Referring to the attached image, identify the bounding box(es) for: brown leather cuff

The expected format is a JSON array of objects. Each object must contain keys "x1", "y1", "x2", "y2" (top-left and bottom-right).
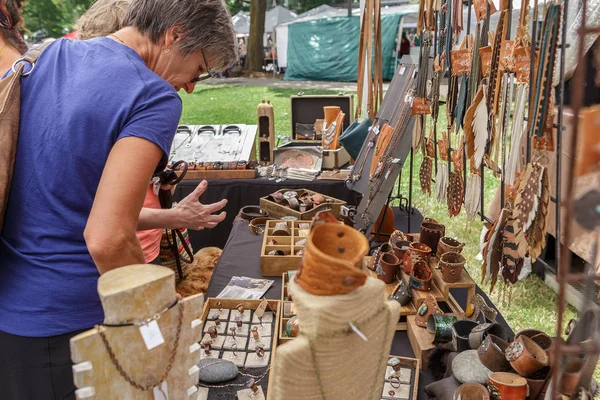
[
  {"x1": 478, "y1": 334, "x2": 511, "y2": 372},
  {"x1": 505, "y1": 335, "x2": 549, "y2": 377},
  {"x1": 454, "y1": 383, "x2": 490, "y2": 400},
  {"x1": 409, "y1": 261, "x2": 433, "y2": 291},
  {"x1": 249, "y1": 217, "x2": 274, "y2": 235},
  {"x1": 240, "y1": 206, "x2": 269, "y2": 221}
]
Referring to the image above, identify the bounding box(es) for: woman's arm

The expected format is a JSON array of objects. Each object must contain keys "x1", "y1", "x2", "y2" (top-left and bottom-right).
[
  {"x1": 137, "y1": 180, "x2": 227, "y2": 231},
  {"x1": 85, "y1": 137, "x2": 163, "y2": 274}
]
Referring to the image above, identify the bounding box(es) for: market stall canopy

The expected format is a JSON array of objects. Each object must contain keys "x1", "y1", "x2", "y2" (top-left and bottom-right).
[
  {"x1": 232, "y1": 11, "x2": 250, "y2": 36},
  {"x1": 277, "y1": 4, "x2": 418, "y2": 81},
  {"x1": 265, "y1": 6, "x2": 298, "y2": 33},
  {"x1": 298, "y1": 4, "x2": 337, "y2": 19}
]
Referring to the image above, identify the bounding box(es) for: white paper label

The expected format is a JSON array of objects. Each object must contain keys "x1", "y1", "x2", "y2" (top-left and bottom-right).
[
  {"x1": 399, "y1": 66, "x2": 406, "y2": 75},
  {"x1": 153, "y1": 381, "x2": 169, "y2": 400},
  {"x1": 139, "y1": 320, "x2": 165, "y2": 350},
  {"x1": 255, "y1": 298, "x2": 268, "y2": 318}
]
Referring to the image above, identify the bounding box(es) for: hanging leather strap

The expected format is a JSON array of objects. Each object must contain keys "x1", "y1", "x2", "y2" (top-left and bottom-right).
[{"x1": 355, "y1": 8, "x2": 368, "y2": 121}]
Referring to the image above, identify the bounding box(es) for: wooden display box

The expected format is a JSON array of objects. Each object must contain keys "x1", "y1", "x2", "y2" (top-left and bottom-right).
[
  {"x1": 290, "y1": 94, "x2": 353, "y2": 141},
  {"x1": 199, "y1": 298, "x2": 281, "y2": 400},
  {"x1": 259, "y1": 189, "x2": 347, "y2": 220},
  {"x1": 278, "y1": 272, "x2": 298, "y2": 345},
  {"x1": 407, "y1": 312, "x2": 462, "y2": 370},
  {"x1": 279, "y1": 141, "x2": 352, "y2": 170},
  {"x1": 260, "y1": 220, "x2": 313, "y2": 276},
  {"x1": 381, "y1": 356, "x2": 420, "y2": 400},
  {"x1": 429, "y1": 257, "x2": 476, "y2": 307}
]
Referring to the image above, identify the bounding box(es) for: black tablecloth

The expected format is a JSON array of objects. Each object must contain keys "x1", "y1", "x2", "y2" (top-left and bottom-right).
[
  {"x1": 173, "y1": 177, "x2": 359, "y2": 250},
  {"x1": 207, "y1": 218, "x2": 514, "y2": 399}
]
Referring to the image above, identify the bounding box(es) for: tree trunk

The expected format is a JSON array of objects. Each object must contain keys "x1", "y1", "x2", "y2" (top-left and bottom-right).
[{"x1": 246, "y1": 0, "x2": 266, "y2": 72}]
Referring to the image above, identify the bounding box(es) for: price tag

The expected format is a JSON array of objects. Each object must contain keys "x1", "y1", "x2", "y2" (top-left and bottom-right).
[
  {"x1": 153, "y1": 381, "x2": 169, "y2": 400},
  {"x1": 139, "y1": 320, "x2": 165, "y2": 350},
  {"x1": 255, "y1": 298, "x2": 268, "y2": 318},
  {"x1": 479, "y1": 46, "x2": 492, "y2": 77},
  {"x1": 411, "y1": 97, "x2": 431, "y2": 115},
  {"x1": 450, "y1": 49, "x2": 471, "y2": 75},
  {"x1": 474, "y1": 0, "x2": 496, "y2": 21},
  {"x1": 514, "y1": 47, "x2": 531, "y2": 83}
]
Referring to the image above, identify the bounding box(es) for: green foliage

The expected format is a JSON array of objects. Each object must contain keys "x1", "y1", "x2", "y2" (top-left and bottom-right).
[
  {"x1": 226, "y1": 0, "x2": 251, "y2": 15},
  {"x1": 22, "y1": 0, "x2": 95, "y2": 39}
]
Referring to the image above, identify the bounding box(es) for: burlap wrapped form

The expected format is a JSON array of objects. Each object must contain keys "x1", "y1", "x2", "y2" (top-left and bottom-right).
[{"x1": 271, "y1": 277, "x2": 401, "y2": 400}]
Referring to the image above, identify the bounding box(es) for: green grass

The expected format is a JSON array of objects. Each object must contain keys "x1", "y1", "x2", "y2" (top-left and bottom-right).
[{"x1": 180, "y1": 83, "x2": 593, "y2": 381}]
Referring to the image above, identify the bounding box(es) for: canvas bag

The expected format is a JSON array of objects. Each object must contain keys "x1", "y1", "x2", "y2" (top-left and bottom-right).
[{"x1": 0, "y1": 41, "x2": 53, "y2": 232}]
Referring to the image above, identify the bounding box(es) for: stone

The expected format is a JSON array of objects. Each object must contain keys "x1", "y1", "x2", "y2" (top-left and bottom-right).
[
  {"x1": 452, "y1": 350, "x2": 492, "y2": 384},
  {"x1": 197, "y1": 358, "x2": 238, "y2": 383}
]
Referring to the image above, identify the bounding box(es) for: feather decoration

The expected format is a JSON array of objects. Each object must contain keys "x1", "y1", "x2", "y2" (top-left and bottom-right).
[
  {"x1": 436, "y1": 163, "x2": 449, "y2": 204},
  {"x1": 447, "y1": 170, "x2": 464, "y2": 217},
  {"x1": 465, "y1": 173, "x2": 481, "y2": 221},
  {"x1": 420, "y1": 156, "x2": 433, "y2": 196},
  {"x1": 455, "y1": 75, "x2": 470, "y2": 133},
  {"x1": 512, "y1": 163, "x2": 544, "y2": 257},
  {"x1": 506, "y1": 84, "x2": 528, "y2": 186},
  {"x1": 482, "y1": 208, "x2": 507, "y2": 292},
  {"x1": 502, "y1": 204, "x2": 525, "y2": 284},
  {"x1": 525, "y1": 166, "x2": 550, "y2": 261},
  {"x1": 464, "y1": 84, "x2": 488, "y2": 168},
  {"x1": 413, "y1": 115, "x2": 424, "y2": 151}
]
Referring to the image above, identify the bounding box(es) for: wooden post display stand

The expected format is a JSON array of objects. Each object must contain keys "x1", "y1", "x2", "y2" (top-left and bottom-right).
[{"x1": 70, "y1": 264, "x2": 204, "y2": 400}]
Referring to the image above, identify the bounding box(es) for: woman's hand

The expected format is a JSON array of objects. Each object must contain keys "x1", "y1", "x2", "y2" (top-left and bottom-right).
[{"x1": 173, "y1": 180, "x2": 227, "y2": 230}]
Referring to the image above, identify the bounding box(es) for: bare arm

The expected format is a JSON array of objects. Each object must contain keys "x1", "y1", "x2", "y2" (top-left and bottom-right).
[
  {"x1": 85, "y1": 137, "x2": 163, "y2": 275},
  {"x1": 137, "y1": 180, "x2": 227, "y2": 231}
]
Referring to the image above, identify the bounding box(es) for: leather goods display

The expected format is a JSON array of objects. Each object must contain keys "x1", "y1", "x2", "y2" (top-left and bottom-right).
[
  {"x1": 465, "y1": 294, "x2": 499, "y2": 324},
  {"x1": 377, "y1": 252, "x2": 400, "y2": 284},
  {"x1": 392, "y1": 240, "x2": 411, "y2": 268},
  {"x1": 295, "y1": 213, "x2": 369, "y2": 296},
  {"x1": 415, "y1": 295, "x2": 442, "y2": 328},
  {"x1": 249, "y1": 217, "x2": 274, "y2": 235},
  {"x1": 487, "y1": 372, "x2": 528, "y2": 400},
  {"x1": 409, "y1": 260, "x2": 433, "y2": 291},
  {"x1": 420, "y1": 221, "x2": 446, "y2": 253},
  {"x1": 427, "y1": 314, "x2": 458, "y2": 343},
  {"x1": 504, "y1": 335, "x2": 549, "y2": 377},
  {"x1": 453, "y1": 383, "x2": 490, "y2": 400},
  {"x1": 0, "y1": 41, "x2": 54, "y2": 232},
  {"x1": 388, "y1": 280, "x2": 412, "y2": 306},
  {"x1": 439, "y1": 252, "x2": 466, "y2": 283},
  {"x1": 524, "y1": 367, "x2": 551, "y2": 400},
  {"x1": 468, "y1": 323, "x2": 508, "y2": 350},
  {"x1": 477, "y1": 334, "x2": 511, "y2": 372},
  {"x1": 452, "y1": 320, "x2": 479, "y2": 352},
  {"x1": 239, "y1": 206, "x2": 269, "y2": 221},
  {"x1": 367, "y1": 242, "x2": 394, "y2": 271},
  {"x1": 405, "y1": 242, "x2": 432, "y2": 273},
  {"x1": 338, "y1": 117, "x2": 373, "y2": 160},
  {"x1": 437, "y1": 237, "x2": 465, "y2": 259}
]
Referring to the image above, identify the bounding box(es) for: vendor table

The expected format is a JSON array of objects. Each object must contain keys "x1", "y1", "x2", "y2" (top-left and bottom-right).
[
  {"x1": 205, "y1": 218, "x2": 514, "y2": 399},
  {"x1": 173, "y1": 178, "x2": 359, "y2": 250}
]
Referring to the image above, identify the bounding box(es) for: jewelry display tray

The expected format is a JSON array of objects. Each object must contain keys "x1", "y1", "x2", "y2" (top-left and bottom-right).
[
  {"x1": 260, "y1": 220, "x2": 314, "y2": 277},
  {"x1": 380, "y1": 355, "x2": 420, "y2": 400},
  {"x1": 259, "y1": 188, "x2": 347, "y2": 221},
  {"x1": 199, "y1": 298, "x2": 281, "y2": 400}
]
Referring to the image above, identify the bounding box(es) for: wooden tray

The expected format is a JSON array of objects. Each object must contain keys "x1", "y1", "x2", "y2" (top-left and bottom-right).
[
  {"x1": 200, "y1": 298, "x2": 281, "y2": 400},
  {"x1": 260, "y1": 220, "x2": 314, "y2": 276},
  {"x1": 183, "y1": 169, "x2": 257, "y2": 180},
  {"x1": 279, "y1": 272, "x2": 298, "y2": 345},
  {"x1": 381, "y1": 355, "x2": 420, "y2": 400},
  {"x1": 259, "y1": 189, "x2": 346, "y2": 220}
]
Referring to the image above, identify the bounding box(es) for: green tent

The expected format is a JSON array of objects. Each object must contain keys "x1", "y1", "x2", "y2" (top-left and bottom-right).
[{"x1": 284, "y1": 13, "x2": 403, "y2": 82}]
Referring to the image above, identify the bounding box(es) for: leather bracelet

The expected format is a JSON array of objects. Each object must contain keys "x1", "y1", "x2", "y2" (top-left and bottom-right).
[
  {"x1": 487, "y1": 372, "x2": 528, "y2": 400},
  {"x1": 478, "y1": 334, "x2": 511, "y2": 372},
  {"x1": 281, "y1": 197, "x2": 300, "y2": 211},
  {"x1": 266, "y1": 192, "x2": 284, "y2": 203},
  {"x1": 453, "y1": 384, "x2": 490, "y2": 400},
  {"x1": 240, "y1": 206, "x2": 269, "y2": 221},
  {"x1": 272, "y1": 221, "x2": 291, "y2": 236},
  {"x1": 452, "y1": 320, "x2": 479, "y2": 352},
  {"x1": 249, "y1": 217, "x2": 273, "y2": 235},
  {"x1": 505, "y1": 334, "x2": 549, "y2": 377},
  {"x1": 427, "y1": 314, "x2": 458, "y2": 343},
  {"x1": 468, "y1": 322, "x2": 508, "y2": 349},
  {"x1": 515, "y1": 329, "x2": 554, "y2": 367},
  {"x1": 388, "y1": 280, "x2": 412, "y2": 306},
  {"x1": 409, "y1": 260, "x2": 433, "y2": 291}
]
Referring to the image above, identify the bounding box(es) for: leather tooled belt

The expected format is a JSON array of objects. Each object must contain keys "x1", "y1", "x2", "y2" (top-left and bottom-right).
[
  {"x1": 452, "y1": 320, "x2": 479, "y2": 352},
  {"x1": 249, "y1": 217, "x2": 274, "y2": 235},
  {"x1": 468, "y1": 322, "x2": 508, "y2": 349},
  {"x1": 240, "y1": 206, "x2": 269, "y2": 221},
  {"x1": 505, "y1": 334, "x2": 549, "y2": 377},
  {"x1": 478, "y1": 334, "x2": 511, "y2": 372}
]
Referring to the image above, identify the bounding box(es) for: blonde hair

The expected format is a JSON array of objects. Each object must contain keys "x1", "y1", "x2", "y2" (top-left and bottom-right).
[{"x1": 74, "y1": 0, "x2": 131, "y2": 40}]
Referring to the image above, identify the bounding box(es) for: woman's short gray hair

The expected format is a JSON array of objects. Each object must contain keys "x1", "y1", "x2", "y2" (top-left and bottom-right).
[
  {"x1": 74, "y1": 0, "x2": 131, "y2": 40},
  {"x1": 123, "y1": 0, "x2": 237, "y2": 71}
]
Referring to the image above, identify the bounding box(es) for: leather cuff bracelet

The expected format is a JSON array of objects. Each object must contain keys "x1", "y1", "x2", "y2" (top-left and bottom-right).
[
  {"x1": 240, "y1": 206, "x2": 269, "y2": 221},
  {"x1": 272, "y1": 221, "x2": 291, "y2": 236},
  {"x1": 505, "y1": 335, "x2": 549, "y2": 377},
  {"x1": 249, "y1": 217, "x2": 273, "y2": 235},
  {"x1": 478, "y1": 334, "x2": 511, "y2": 372},
  {"x1": 515, "y1": 329, "x2": 554, "y2": 367},
  {"x1": 388, "y1": 280, "x2": 412, "y2": 306},
  {"x1": 487, "y1": 372, "x2": 528, "y2": 400},
  {"x1": 453, "y1": 383, "x2": 490, "y2": 400},
  {"x1": 409, "y1": 261, "x2": 433, "y2": 291},
  {"x1": 281, "y1": 197, "x2": 300, "y2": 211},
  {"x1": 468, "y1": 323, "x2": 508, "y2": 349},
  {"x1": 266, "y1": 192, "x2": 283, "y2": 203},
  {"x1": 427, "y1": 314, "x2": 458, "y2": 343},
  {"x1": 452, "y1": 320, "x2": 479, "y2": 352}
]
